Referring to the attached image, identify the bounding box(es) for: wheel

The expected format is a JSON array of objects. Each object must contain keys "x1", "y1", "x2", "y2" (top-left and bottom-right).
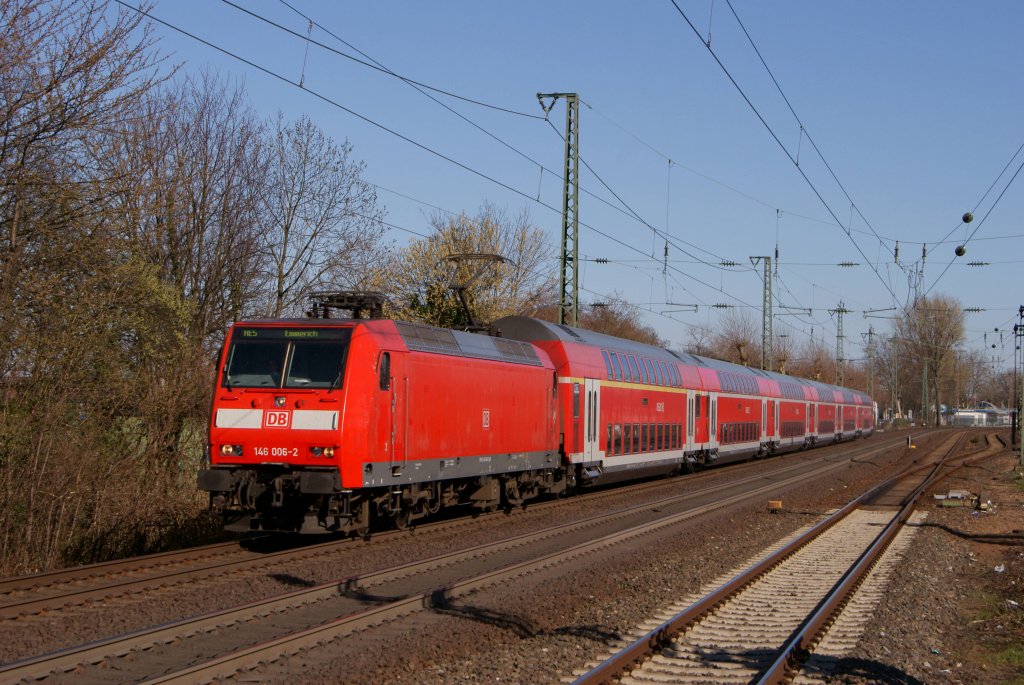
[{"x1": 391, "y1": 508, "x2": 411, "y2": 530}]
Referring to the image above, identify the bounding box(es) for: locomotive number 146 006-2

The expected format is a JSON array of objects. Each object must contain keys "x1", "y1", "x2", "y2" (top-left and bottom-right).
[{"x1": 252, "y1": 446, "x2": 299, "y2": 458}]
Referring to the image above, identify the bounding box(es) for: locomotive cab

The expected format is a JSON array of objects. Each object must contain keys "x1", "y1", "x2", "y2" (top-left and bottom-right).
[
  {"x1": 200, "y1": 321, "x2": 362, "y2": 534},
  {"x1": 200, "y1": 314, "x2": 564, "y2": 535}
]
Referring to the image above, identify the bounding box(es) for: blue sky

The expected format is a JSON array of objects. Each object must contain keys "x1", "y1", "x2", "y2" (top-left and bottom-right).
[{"x1": 136, "y1": 0, "x2": 1024, "y2": 370}]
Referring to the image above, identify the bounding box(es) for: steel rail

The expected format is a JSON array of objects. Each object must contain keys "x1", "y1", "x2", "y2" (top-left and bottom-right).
[
  {"x1": 140, "y1": 455, "x2": 861, "y2": 685},
  {"x1": 0, "y1": 540, "x2": 248, "y2": 595},
  {"x1": 0, "y1": 433, "x2": 911, "y2": 621},
  {"x1": 1, "y1": 448, "x2": 867, "y2": 684},
  {"x1": 758, "y1": 430, "x2": 1002, "y2": 683},
  {"x1": 570, "y1": 430, "x2": 975, "y2": 685}
]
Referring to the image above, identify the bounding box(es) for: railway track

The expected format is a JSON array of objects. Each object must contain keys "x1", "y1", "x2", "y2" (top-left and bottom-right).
[
  {"x1": 568, "y1": 430, "x2": 1000, "y2": 685},
  {"x1": 0, "y1": 434, "x2": 910, "y2": 684},
  {"x1": 0, "y1": 432, "x2": 919, "y2": 622}
]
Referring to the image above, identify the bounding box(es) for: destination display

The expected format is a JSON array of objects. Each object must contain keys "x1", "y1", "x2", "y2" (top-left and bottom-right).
[{"x1": 231, "y1": 327, "x2": 352, "y2": 341}]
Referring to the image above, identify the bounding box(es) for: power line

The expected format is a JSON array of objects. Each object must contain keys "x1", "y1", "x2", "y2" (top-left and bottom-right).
[
  {"x1": 216, "y1": 0, "x2": 545, "y2": 120},
  {"x1": 543, "y1": 118, "x2": 729, "y2": 269},
  {"x1": 930, "y1": 140, "x2": 1024, "y2": 251},
  {"x1": 923, "y1": 146, "x2": 1024, "y2": 297},
  {"x1": 238, "y1": 0, "x2": 727, "y2": 284},
  {"x1": 124, "y1": 1, "x2": 841, "y2": 339},
  {"x1": 723, "y1": 0, "x2": 894, "y2": 269},
  {"x1": 666, "y1": 0, "x2": 902, "y2": 306}
]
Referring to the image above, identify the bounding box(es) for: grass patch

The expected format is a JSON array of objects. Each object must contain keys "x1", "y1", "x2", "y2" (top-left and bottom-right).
[{"x1": 994, "y1": 643, "x2": 1024, "y2": 669}]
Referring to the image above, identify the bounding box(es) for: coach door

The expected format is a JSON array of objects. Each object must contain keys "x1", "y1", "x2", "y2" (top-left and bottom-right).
[
  {"x1": 761, "y1": 400, "x2": 768, "y2": 443},
  {"x1": 686, "y1": 390, "x2": 695, "y2": 451},
  {"x1": 709, "y1": 392, "x2": 718, "y2": 448},
  {"x1": 774, "y1": 400, "x2": 780, "y2": 441},
  {"x1": 582, "y1": 379, "x2": 601, "y2": 460}
]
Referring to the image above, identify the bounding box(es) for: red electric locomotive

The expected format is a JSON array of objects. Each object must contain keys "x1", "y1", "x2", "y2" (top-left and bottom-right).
[{"x1": 199, "y1": 312, "x2": 873, "y2": 534}]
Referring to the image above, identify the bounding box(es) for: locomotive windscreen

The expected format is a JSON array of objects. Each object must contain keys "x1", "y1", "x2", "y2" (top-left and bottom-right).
[{"x1": 222, "y1": 327, "x2": 352, "y2": 389}]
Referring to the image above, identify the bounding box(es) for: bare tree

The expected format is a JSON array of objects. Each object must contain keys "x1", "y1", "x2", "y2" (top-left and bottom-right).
[
  {"x1": 774, "y1": 333, "x2": 795, "y2": 374},
  {"x1": 578, "y1": 300, "x2": 665, "y2": 346},
  {"x1": 696, "y1": 309, "x2": 760, "y2": 366},
  {"x1": 683, "y1": 323, "x2": 715, "y2": 358},
  {"x1": 0, "y1": 0, "x2": 161, "y2": 322},
  {"x1": 261, "y1": 114, "x2": 385, "y2": 316},
  {"x1": 895, "y1": 295, "x2": 965, "y2": 425},
  {"x1": 789, "y1": 336, "x2": 834, "y2": 382},
  {"x1": 381, "y1": 205, "x2": 553, "y2": 328}
]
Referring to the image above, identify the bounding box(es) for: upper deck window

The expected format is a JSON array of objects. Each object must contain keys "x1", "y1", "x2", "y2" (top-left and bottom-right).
[
  {"x1": 622, "y1": 356, "x2": 638, "y2": 382},
  {"x1": 642, "y1": 358, "x2": 655, "y2": 384},
  {"x1": 611, "y1": 353, "x2": 624, "y2": 382},
  {"x1": 223, "y1": 327, "x2": 352, "y2": 389}
]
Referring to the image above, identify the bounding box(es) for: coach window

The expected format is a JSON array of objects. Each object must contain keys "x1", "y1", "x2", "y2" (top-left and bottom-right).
[
  {"x1": 607, "y1": 424, "x2": 612, "y2": 453},
  {"x1": 623, "y1": 424, "x2": 632, "y2": 454},
  {"x1": 633, "y1": 422, "x2": 641, "y2": 453},
  {"x1": 378, "y1": 352, "x2": 390, "y2": 390},
  {"x1": 611, "y1": 354, "x2": 624, "y2": 382},
  {"x1": 657, "y1": 424, "x2": 664, "y2": 450},
  {"x1": 628, "y1": 355, "x2": 641, "y2": 384},
  {"x1": 640, "y1": 424, "x2": 648, "y2": 452},
  {"x1": 613, "y1": 424, "x2": 623, "y2": 454},
  {"x1": 648, "y1": 422, "x2": 656, "y2": 450},
  {"x1": 601, "y1": 350, "x2": 613, "y2": 380}
]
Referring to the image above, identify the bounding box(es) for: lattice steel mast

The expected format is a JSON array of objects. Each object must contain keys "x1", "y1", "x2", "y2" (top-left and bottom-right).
[
  {"x1": 538, "y1": 92, "x2": 580, "y2": 326},
  {"x1": 750, "y1": 256, "x2": 773, "y2": 370}
]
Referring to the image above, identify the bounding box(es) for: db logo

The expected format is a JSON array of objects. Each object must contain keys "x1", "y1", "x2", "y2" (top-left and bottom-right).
[{"x1": 264, "y1": 410, "x2": 291, "y2": 428}]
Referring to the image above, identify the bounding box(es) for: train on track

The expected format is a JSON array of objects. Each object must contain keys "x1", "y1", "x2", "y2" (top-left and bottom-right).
[{"x1": 199, "y1": 303, "x2": 874, "y2": 534}]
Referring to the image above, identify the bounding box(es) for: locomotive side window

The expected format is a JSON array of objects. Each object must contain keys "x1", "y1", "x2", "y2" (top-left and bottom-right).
[{"x1": 378, "y1": 352, "x2": 391, "y2": 390}]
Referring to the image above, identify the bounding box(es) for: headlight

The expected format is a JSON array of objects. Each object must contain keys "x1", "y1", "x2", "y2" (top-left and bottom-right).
[
  {"x1": 309, "y1": 446, "x2": 336, "y2": 458},
  {"x1": 220, "y1": 444, "x2": 243, "y2": 456}
]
